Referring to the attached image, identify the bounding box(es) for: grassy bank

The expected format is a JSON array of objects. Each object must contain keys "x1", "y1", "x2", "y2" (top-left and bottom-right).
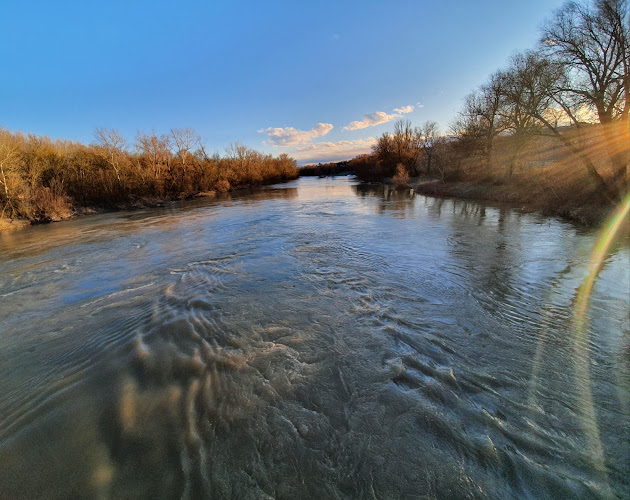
[
  {"x1": 411, "y1": 129, "x2": 620, "y2": 226},
  {"x1": 412, "y1": 178, "x2": 611, "y2": 226}
]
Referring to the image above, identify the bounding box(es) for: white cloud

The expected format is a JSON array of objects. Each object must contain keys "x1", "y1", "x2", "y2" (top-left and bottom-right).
[
  {"x1": 344, "y1": 112, "x2": 399, "y2": 130},
  {"x1": 291, "y1": 137, "x2": 377, "y2": 164},
  {"x1": 393, "y1": 105, "x2": 414, "y2": 114},
  {"x1": 258, "y1": 122, "x2": 334, "y2": 147},
  {"x1": 343, "y1": 104, "x2": 416, "y2": 130}
]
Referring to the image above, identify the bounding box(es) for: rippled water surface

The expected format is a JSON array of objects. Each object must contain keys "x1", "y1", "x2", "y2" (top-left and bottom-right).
[{"x1": 0, "y1": 177, "x2": 628, "y2": 499}]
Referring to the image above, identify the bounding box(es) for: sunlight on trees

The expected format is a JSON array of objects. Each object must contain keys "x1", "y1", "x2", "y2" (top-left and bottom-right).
[
  {"x1": 0, "y1": 127, "x2": 298, "y2": 223},
  {"x1": 446, "y1": 0, "x2": 628, "y2": 198},
  {"x1": 349, "y1": 0, "x2": 627, "y2": 223}
]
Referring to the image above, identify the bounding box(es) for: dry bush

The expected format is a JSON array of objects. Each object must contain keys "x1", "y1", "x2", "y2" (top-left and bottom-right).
[
  {"x1": 393, "y1": 164, "x2": 410, "y2": 189},
  {"x1": 0, "y1": 127, "x2": 299, "y2": 227},
  {"x1": 215, "y1": 179, "x2": 231, "y2": 193}
]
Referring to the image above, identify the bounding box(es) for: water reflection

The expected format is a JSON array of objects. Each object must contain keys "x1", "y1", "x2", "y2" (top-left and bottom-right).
[{"x1": 353, "y1": 183, "x2": 416, "y2": 217}]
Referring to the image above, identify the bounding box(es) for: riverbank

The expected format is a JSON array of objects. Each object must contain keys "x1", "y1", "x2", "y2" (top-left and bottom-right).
[
  {"x1": 411, "y1": 178, "x2": 612, "y2": 226},
  {"x1": 0, "y1": 218, "x2": 31, "y2": 232},
  {"x1": 347, "y1": 124, "x2": 625, "y2": 227},
  {"x1": 0, "y1": 194, "x2": 201, "y2": 232},
  {"x1": 0, "y1": 127, "x2": 299, "y2": 232},
  {"x1": 356, "y1": 169, "x2": 614, "y2": 226},
  {"x1": 0, "y1": 184, "x2": 283, "y2": 233}
]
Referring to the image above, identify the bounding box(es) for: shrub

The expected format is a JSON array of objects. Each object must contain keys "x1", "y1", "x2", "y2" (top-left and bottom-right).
[
  {"x1": 215, "y1": 179, "x2": 231, "y2": 192},
  {"x1": 393, "y1": 164, "x2": 410, "y2": 189}
]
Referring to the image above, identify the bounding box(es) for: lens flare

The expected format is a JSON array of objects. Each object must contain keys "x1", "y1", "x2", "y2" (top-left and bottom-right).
[
  {"x1": 570, "y1": 192, "x2": 629, "y2": 495},
  {"x1": 575, "y1": 193, "x2": 630, "y2": 325}
]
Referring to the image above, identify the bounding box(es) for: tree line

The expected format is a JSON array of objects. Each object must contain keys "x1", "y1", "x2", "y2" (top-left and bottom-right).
[
  {"x1": 349, "y1": 119, "x2": 447, "y2": 182},
  {"x1": 298, "y1": 161, "x2": 352, "y2": 177},
  {"x1": 353, "y1": 0, "x2": 629, "y2": 202},
  {"x1": 0, "y1": 127, "x2": 298, "y2": 223}
]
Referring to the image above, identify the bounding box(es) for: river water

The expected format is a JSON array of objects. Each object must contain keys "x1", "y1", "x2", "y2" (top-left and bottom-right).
[{"x1": 0, "y1": 177, "x2": 628, "y2": 499}]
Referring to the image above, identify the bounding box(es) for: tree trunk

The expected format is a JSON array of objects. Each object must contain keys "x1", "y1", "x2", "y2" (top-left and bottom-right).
[
  {"x1": 508, "y1": 134, "x2": 526, "y2": 178},
  {"x1": 604, "y1": 119, "x2": 629, "y2": 192}
]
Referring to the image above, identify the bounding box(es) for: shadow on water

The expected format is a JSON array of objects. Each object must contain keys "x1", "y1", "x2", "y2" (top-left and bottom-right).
[{"x1": 119, "y1": 185, "x2": 300, "y2": 220}]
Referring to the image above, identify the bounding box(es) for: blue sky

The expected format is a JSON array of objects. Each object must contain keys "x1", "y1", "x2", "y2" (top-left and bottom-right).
[{"x1": 1, "y1": 0, "x2": 567, "y2": 164}]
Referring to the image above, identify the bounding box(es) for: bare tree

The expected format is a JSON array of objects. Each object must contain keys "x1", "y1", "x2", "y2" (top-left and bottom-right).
[
  {"x1": 501, "y1": 51, "x2": 617, "y2": 198},
  {"x1": 276, "y1": 153, "x2": 297, "y2": 179},
  {"x1": 0, "y1": 130, "x2": 22, "y2": 218},
  {"x1": 451, "y1": 75, "x2": 505, "y2": 164},
  {"x1": 226, "y1": 142, "x2": 253, "y2": 183},
  {"x1": 136, "y1": 130, "x2": 172, "y2": 183},
  {"x1": 542, "y1": 0, "x2": 629, "y2": 185},
  {"x1": 95, "y1": 128, "x2": 127, "y2": 185},
  {"x1": 417, "y1": 121, "x2": 441, "y2": 175},
  {"x1": 479, "y1": 72, "x2": 508, "y2": 160},
  {"x1": 170, "y1": 128, "x2": 201, "y2": 169},
  {"x1": 498, "y1": 56, "x2": 562, "y2": 176},
  {"x1": 170, "y1": 128, "x2": 201, "y2": 191},
  {"x1": 372, "y1": 119, "x2": 423, "y2": 176}
]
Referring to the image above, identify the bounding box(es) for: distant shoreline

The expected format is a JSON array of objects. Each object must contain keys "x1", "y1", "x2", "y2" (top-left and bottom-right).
[{"x1": 0, "y1": 128, "x2": 300, "y2": 233}]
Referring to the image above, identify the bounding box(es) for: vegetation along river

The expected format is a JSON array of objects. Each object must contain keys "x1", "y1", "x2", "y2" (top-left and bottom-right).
[{"x1": 0, "y1": 177, "x2": 628, "y2": 499}]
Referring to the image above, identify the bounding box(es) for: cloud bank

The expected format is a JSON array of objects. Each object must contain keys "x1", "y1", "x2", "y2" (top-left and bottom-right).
[
  {"x1": 343, "y1": 104, "x2": 416, "y2": 130},
  {"x1": 258, "y1": 123, "x2": 333, "y2": 147}
]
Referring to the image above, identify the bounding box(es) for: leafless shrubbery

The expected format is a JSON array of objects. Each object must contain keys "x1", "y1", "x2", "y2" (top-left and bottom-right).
[{"x1": 0, "y1": 128, "x2": 298, "y2": 223}]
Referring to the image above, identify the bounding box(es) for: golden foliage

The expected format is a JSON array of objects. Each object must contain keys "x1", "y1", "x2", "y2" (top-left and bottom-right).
[{"x1": 0, "y1": 128, "x2": 298, "y2": 223}]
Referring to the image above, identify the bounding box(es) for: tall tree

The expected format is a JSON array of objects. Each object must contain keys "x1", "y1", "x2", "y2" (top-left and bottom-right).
[
  {"x1": 500, "y1": 51, "x2": 617, "y2": 198},
  {"x1": 542, "y1": 0, "x2": 629, "y2": 186},
  {"x1": 0, "y1": 130, "x2": 22, "y2": 218},
  {"x1": 170, "y1": 128, "x2": 201, "y2": 169},
  {"x1": 170, "y1": 128, "x2": 201, "y2": 192},
  {"x1": 452, "y1": 75, "x2": 505, "y2": 165}
]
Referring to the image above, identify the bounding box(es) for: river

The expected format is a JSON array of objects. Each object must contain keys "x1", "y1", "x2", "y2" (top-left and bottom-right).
[{"x1": 0, "y1": 177, "x2": 628, "y2": 499}]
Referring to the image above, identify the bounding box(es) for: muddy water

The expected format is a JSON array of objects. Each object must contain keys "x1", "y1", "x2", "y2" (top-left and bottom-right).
[{"x1": 0, "y1": 177, "x2": 628, "y2": 499}]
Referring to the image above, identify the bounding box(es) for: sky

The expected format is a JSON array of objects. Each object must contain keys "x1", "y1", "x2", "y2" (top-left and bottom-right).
[{"x1": 0, "y1": 0, "x2": 568, "y2": 164}]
